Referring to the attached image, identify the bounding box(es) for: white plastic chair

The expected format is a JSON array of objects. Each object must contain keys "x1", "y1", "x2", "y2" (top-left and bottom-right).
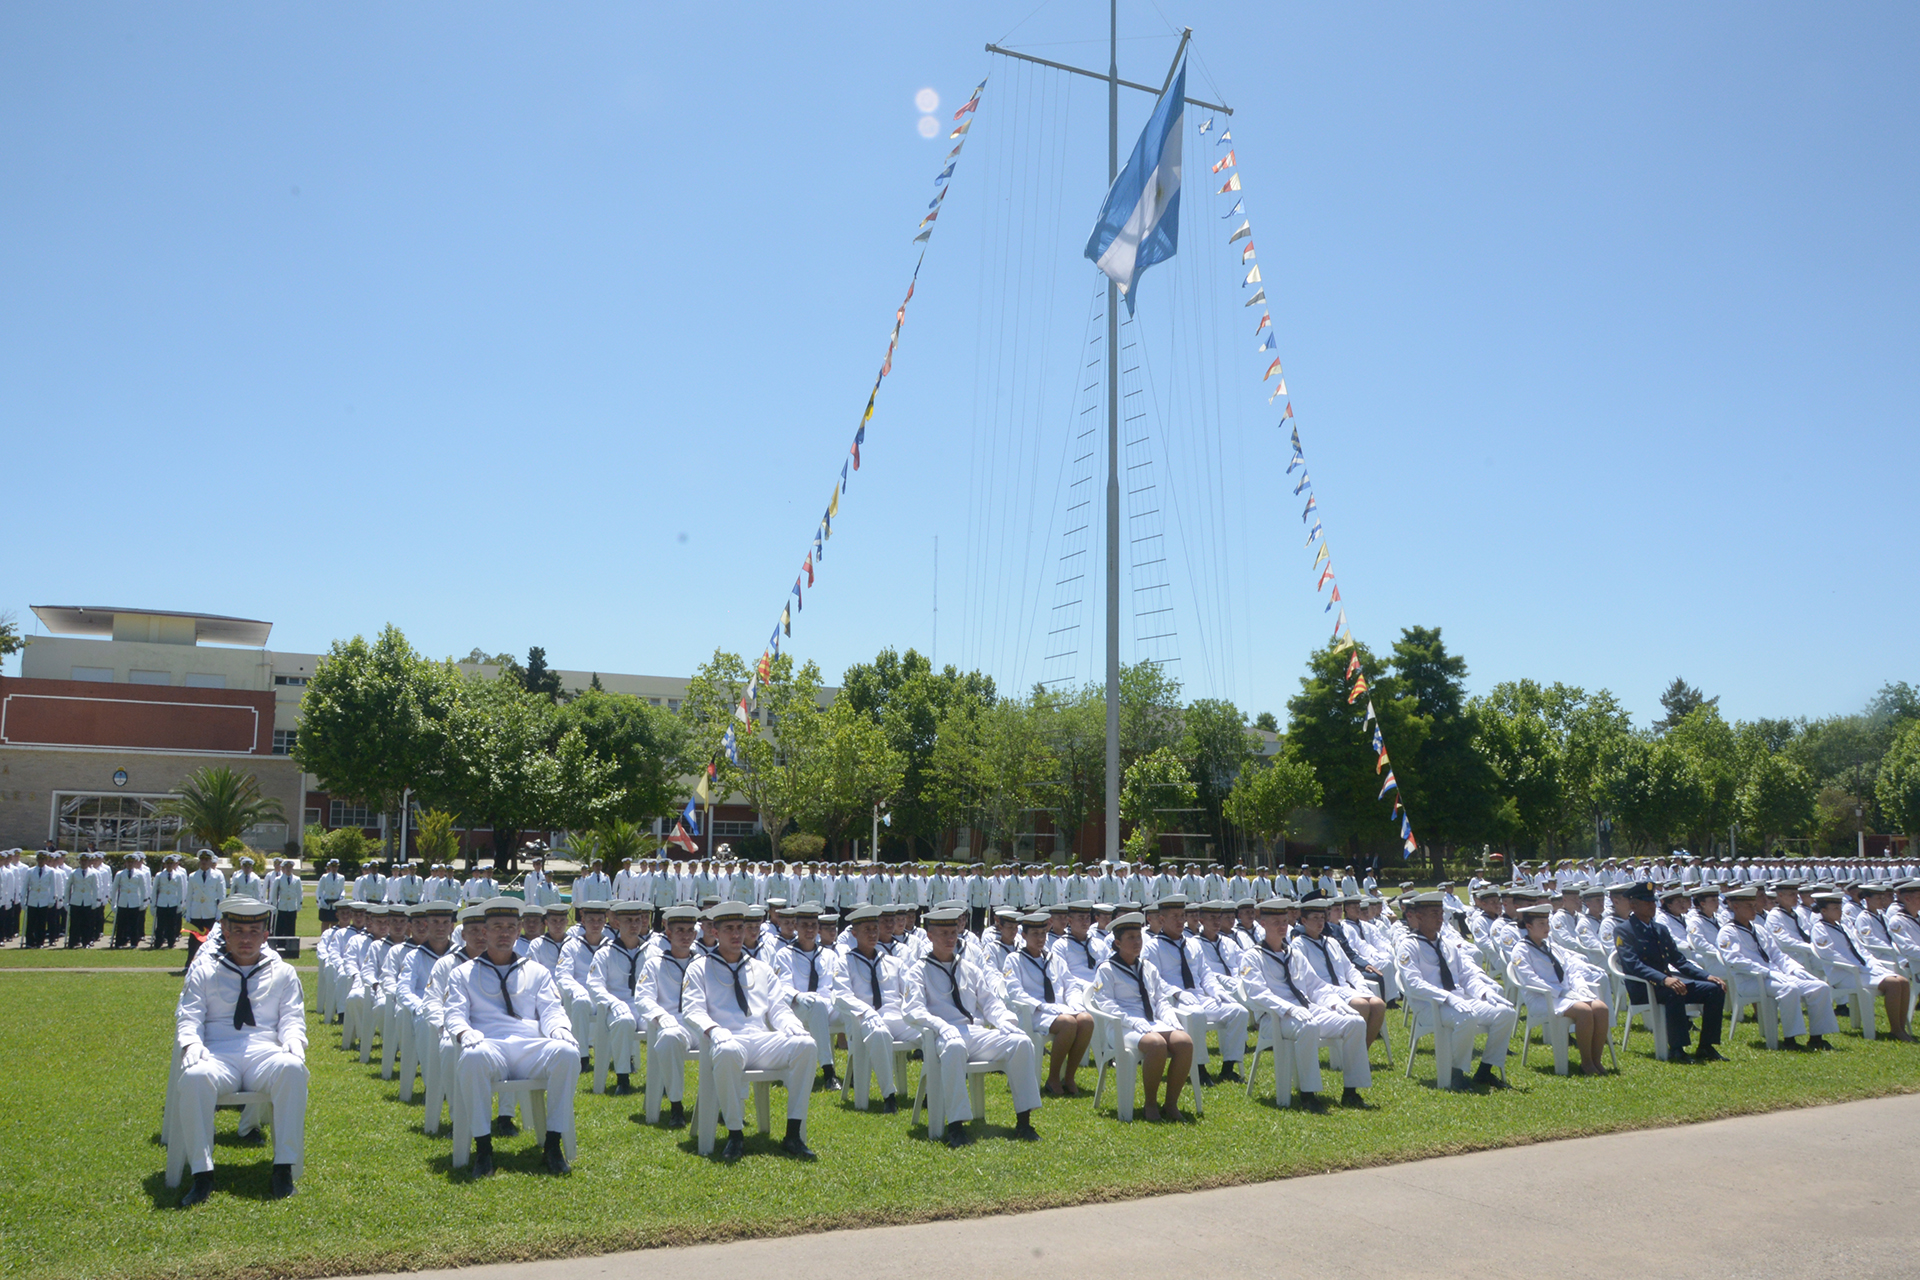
[
  {"x1": 833, "y1": 994, "x2": 915, "y2": 1111},
  {"x1": 449, "y1": 1075, "x2": 575, "y2": 1169},
  {"x1": 1607, "y1": 947, "x2": 1706, "y2": 1060},
  {"x1": 422, "y1": 1029, "x2": 458, "y2": 1136},
  {"x1": 380, "y1": 995, "x2": 404, "y2": 1080},
  {"x1": 162, "y1": 1043, "x2": 301, "y2": 1189},
  {"x1": 1233, "y1": 981, "x2": 1296, "y2": 1107},
  {"x1": 1085, "y1": 1005, "x2": 1204, "y2": 1122},
  {"x1": 1709, "y1": 953, "x2": 1780, "y2": 1051},
  {"x1": 1823, "y1": 963, "x2": 1879, "y2": 1040},
  {"x1": 1398, "y1": 978, "x2": 1457, "y2": 1087},
  {"x1": 691, "y1": 1028, "x2": 805, "y2": 1156}
]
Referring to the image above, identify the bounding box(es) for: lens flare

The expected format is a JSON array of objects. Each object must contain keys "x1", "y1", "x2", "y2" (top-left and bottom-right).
[
  {"x1": 914, "y1": 87, "x2": 939, "y2": 113},
  {"x1": 917, "y1": 115, "x2": 939, "y2": 138}
]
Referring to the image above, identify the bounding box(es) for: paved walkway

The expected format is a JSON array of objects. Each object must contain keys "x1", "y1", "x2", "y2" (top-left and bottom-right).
[{"x1": 362, "y1": 1092, "x2": 1919, "y2": 1280}]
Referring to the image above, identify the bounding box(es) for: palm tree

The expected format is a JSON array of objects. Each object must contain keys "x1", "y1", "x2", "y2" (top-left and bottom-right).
[{"x1": 160, "y1": 765, "x2": 287, "y2": 850}]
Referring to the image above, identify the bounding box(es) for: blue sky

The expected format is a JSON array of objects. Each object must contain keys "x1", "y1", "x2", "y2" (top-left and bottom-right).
[{"x1": 3, "y1": 3, "x2": 1913, "y2": 727}]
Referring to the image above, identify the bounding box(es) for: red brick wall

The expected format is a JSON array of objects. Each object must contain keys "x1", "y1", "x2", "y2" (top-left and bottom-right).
[{"x1": 0, "y1": 676, "x2": 273, "y2": 754}]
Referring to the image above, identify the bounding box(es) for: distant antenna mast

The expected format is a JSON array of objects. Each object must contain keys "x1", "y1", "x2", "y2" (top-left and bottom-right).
[{"x1": 932, "y1": 535, "x2": 939, "y2": 666}]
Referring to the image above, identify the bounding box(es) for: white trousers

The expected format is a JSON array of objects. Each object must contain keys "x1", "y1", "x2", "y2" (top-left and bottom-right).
[
  {"x1": 457, "y1": 1034, "x2": 577, "y2": 1137},
  {"x1": 648, "y1": 1016, "x2": 694, "y2": 1102},
  {"x1": 1439, "y1": 998, "x2": 1518, "y2": 1073},
  {"x1": 928, "y1": 1023, "x2": 1040, "y2": 1124},
  {"x1": 1766, "y1": 971, "x2": 1840, "y2": 1037},
  {"x1": 1177, "y1": 994, "x2": 1250, "y2": 1062},
  {"x1": 844, "y1": 1004, "x2": 913, "y2": 1096},
  {"x1": 792, "y1": 992, "x2": 841, "y2": 1068},
  {"x1": 1284, "y1": 1001, "x2": 1371, "y2": 1090},
  {"x1": 178, "y1": 1040, "x2": 307, "y2": 1173},
  {"x1": 709, "y1": 1028, "x2": 814, "y2": 1129}
]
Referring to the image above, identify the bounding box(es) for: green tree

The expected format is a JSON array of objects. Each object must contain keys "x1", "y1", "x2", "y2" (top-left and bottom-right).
[
  {"x1": 838, "y1": 648, "x2": 995, "y2": 857},
  {"x1": 1224, "y1": 747, "x2": 1321, "y2": 864},
  {"x1": 552, "y1": 687, "x2": 689, "y2": 827},
  {"x1": 161, "y1": 765, "x2": 287, "y2": 851},
  {"x1": 1607, "y1": 737, "x2": 1708, "y2": 855},
  {"x1": 683, "y1": 651, "x2": 827, "y2": 861},
  {"x1": 0, "y1": 610, "x2": 23, "y2": 661},
  {"x1": 1652, "y1": 677, "x2": 1717, "y2": 734},
  {"x1": 930, "y1": 697, "x2": 1047, "y2": 860},
  {"x1": 1390, "y1": 628, "x2": 1498, "y2": 868},
  {"x1": 1667, "y1": 706, "x2": 1740, "y2": 855},
  {"x1": 1253, "y1": 711, "x2": 1279, "y2": 733},
  {"x1": 1876, "y1": 719, "x2": 1920, "y2": 838},
  {"x1": 1120, "y1": 746, "x2": 1197, "y2": 864},
  {"x1": 1471, "y1": 682, "x2": 1566, "y2": 857},
  {"x1": 521, "y1": 646, "x2": 563, "y2": 700},
  {"x1": 591, "y1": 818, "x2": 649, "y2": 868},
  {"x1": 1182, "y1": 698, "x2": 1259, "y2": 856},
  {"x1": 795, "y1": 698, "x2": 906, "y2": 859},
  {"x1": 1030, "y1": 682, "x2": 1105, "y2": 863},
  {"x1": 1120, "y1": 661, "x2": 1184, "y2": 767},
  {"x1": 1737, "y1": 750, "x2": 1817, "y2": 853},
  {"x1": 294, "y1": 625, "x2": 462, "y2": 854},
  {"x1": 413, "y1": 807, "x2": 460, "y2": 866},
  {"x1": 1562, "y1": 689, "x2": 1634, "y2": 858}
]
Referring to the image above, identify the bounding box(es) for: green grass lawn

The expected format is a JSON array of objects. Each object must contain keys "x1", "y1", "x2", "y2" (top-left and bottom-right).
[{"x1": 2, "y1": 963, "x2": 1916, "y2": 1280}]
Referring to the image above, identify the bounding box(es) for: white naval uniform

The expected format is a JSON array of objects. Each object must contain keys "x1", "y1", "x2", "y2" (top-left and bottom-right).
[
  {"x1": 555, "y1": 933, "x2": 604, "y2": 1050},
  {"x1": 1144, "y1": 931, "x2": 1249, "y2": 1064},
  {"x1": 836, "y1": 945, "x2": 913, "y2": 1098},
  {"x1": 773, "y1": 941, "x2": 845, "y2": 1070},
  {"x1": 905, "y1": 951, "x2": 1041, "y2": 1125},
  {"x1": 1239, "y1": 939, "x2": 1369, "y2": 1091},
  {"x1": 1717, "y1": 919, "x2": 1838, "y2": 1038},
  {"x1": 590, "y1": 939, "x2": 653, "y2": 1075},
  {"x1": 1509, "y1": 937, "x2": 1606, "y2": 1018},
  {"x1": 682, "y1": 949, "x2": 815, "y2": 1129},
  {"x1": 1086, "y1": 955, "x2": 1184, "y2": 1054},
  {"x1": 315, "y1": 872, "x2": 347, "y2": 915},
  {"x1": 1813, "y1": 917, "x2": 1898, "y2": 990},
  {"x1": 573, "y1": 871, "x2": 614, "y2": 902},
  {"x1": 1002, "y1": 945, "x2": 1077, "y2": 1028},
  {"x1": 637, "y1": 950, "x2": 698, "y2": 1102},
  {"x1": 174, "y1": 945, "x2": 308, "y2": 1173},
  {"x1": 1052, "y1": 931, "x2": 1110, "y2": 996},
  {"x1": 444, "y1": 953, "x2": 578, "y2": 1139},
  {"x1": 184, "y1": 868, "x2": 227, "y2": 923},
  {"x1": 1396, "y1": 928, "x2": 1517, "y2": 1077}
]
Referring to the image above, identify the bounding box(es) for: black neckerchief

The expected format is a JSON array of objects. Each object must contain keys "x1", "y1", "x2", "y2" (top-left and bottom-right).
[
  {"x1": 1259, "y1": 941, "x2": 1308, "y2": 1005},
  {"x1": 1110, "y1": 957, "x2": 1154, "y2": 1020},
  {"x1": 922, "y1": 956, "x2": 971, "y2": 1021},
  {"x1": 1020, "y1": 948, "x2": 1055, "y2": 1003},
  {"x1": 216, "y1": 946, "x2": 260, "y2": 1029}
]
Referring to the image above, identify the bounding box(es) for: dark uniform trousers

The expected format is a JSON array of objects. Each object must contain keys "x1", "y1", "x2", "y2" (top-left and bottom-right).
[
  {"x1": 153, "y1": 907, "x2": 182, "y2": 947},
  {"x1": 273, "y1": 911, "x2": 298, "y2": 938},
  {"x1": 1618, "y1": 915, "x2": 1724, "y2": 1054},
  {"x1": 186, "y1": 918, "x2": 216, "y2": 962},
  {"x1": 25, "y1": 906, "x2": 54, "y2": 948},
  {"x1": 113, "y1": 908, "x2": 145, "y2": 948},
  {"x1": 0, "y1": 902, "x2": 18, "y2": 942}
]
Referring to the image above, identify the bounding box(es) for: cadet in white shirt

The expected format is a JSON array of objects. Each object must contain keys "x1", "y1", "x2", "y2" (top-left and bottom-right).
[
  {"x1": 1397, "y1": 892, "x2": 1517, "y2": 1090},
  {"x1": 904, "y1": 905, "x2": 1041, "y2": 1146},
  {"x1": 268, "y1": 861, "x2": 304, "y2": 938},
  {"x1": 172, "y1": 896, "x2": 308, "y2": 1206},
  {"x1": 1717, "y1": 886, "x2": 1837, "y2": 1050},
  {"x1": 183, "y1": 852, "x2": 228, "y2": 962},
  {"x1": 573, "y1": 860, "x2": 614, "y2": 905},
  {"x1": 1292, "y1": 899, "x2": 1387, "y2": 1052},
  {"x1": 772, "y1": 903, "x2": 845, "y2": 1093},
  {"x1": 151, "y1": 854, "x2": 187, "y2": 948},
  {"x1": 351, "y1": 864, "x2": 387, "y2": 904},
  {"x1": 636, "y1": 904, "x2": 701, "y2": 1128},
  {"x1": 1003, "y1": 912, "x2": 1092, "y2": 1096},
  {"x1": 315, "y1": 860, "x2": 347, "y2": 923},
  {"x1": 556, "y1": 901, "x2": 611, "y2": 1069},
  {"x1": 444, "y1": 898, "x2": 579, "y2": 1176},
  {"x1": 1510, "y1": 904, "x2": 1611, "y2": 1074},
  {"x1": 834, "y1": 905, "x2": 912, "y2": 1112},
  {"x1": 111, "y1": 854, "x2": 152, "y2": 949},
  {"x1": 1810, "y1": 892, "x2": 1913, "y2": 1040},
  {"x1": 1087, "y1": 912, "x2": 1192, "y2": 1120},
  {"x1": 1142, "y1": 895, "x2": 1249, "y2": 1084},
  {"x1": 682, "y1": 901, "x2": 819, "y2": 1161},
  {"x1": 1239, "y1": 898, "x2": 1369, "y2": 1107},
  {"x1": 590, "y1": 901, "x2": 655, "y2": 1095}
]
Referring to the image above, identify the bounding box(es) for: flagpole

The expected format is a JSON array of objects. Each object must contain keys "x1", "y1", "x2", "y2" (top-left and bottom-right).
[{"x1": 1103, "y1": 0, "x2": 1122, "y2": 868}]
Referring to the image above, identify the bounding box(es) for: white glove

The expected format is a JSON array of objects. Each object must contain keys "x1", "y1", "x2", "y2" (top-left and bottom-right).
[
  {"x1": 180, "y1": 1042, "x2": 210, "y2": 1067},
  {"x1": 706, "y1": 1027, "x2": 732, "y2": 1047},
  {"x1": 459, "y1": 1031, "x2": 484, "y2": 1050}
]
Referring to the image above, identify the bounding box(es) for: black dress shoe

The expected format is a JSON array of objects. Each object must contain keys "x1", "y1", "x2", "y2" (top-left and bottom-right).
[
  {"x1": 882, "y1": 1093, "x2": 900, "y2": 1114},
  {"x1": 1340, "y1": 1087, "x2": 1366, "y2": 1107},
  {"x1": 543, "y1": 1131, "x2": 571, "y2": 1175},
  {"x1": 1217, "y1": 1063, "x2": 1243, "y2": 1084},
  {"x1": 613, "y1": 1073, "x2": 635, "y2": 1095},
  {"x1": 1693, "y1": 1045, "x2": 1726, "y2": 1063},
  {"x1": 666, "y1": 1101, "x2": 687, "y2": 1129},
  {"x1": 492, "y1": 1115, "x2": 518, "y2": 1137},
  {"x1": 580, "y1": 1056, "x2": 593, "y2": 1074},
  {"x1": 1012, "y1": 1120, "x2": 1041, "y2": 1142},
  {"x1": 1296, "y1": 1090, "x2": 1327, "y2": 1112},
  {"x1": 471, "y1": 1135, "x2": 495, "y2": 1178},
  {"x1": 1196, "y1": 1067, "x2": 1216, "y2": 1087},
  {"x1": 177, "y1": 1171, "x2": 214, "y2": 1209},
  {"x1": 1473, "y1": 1064, "x2": 1509, "y2": 1089},
  {"x1": 780, "y1": 1134, "x2": 818, "y2": 1160},
  {"x1": 269, "y1": 1164, "x2": 296, "y2": 1199},
  {"x1": 817, "y1": 1067, "x2": 840, "y2": 1092},
  {"x1": 1808, "y1": 1035, "x2": 1834, "y2": 1051},
  {"x1": 719, "y1": 1132, "x2": 745, "y2": 1162},
  {"x1": 943, "y1": 1123, "x2": 972, "y2": 1148}
]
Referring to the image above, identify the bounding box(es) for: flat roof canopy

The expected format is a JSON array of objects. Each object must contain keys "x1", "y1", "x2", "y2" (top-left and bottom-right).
[{"x1": 31, "y1": 605, "x2": 272, "y2": 647}]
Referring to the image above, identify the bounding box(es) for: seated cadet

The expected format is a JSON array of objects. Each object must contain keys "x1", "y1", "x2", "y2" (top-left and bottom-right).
[
  {"x1": 590, "y1": 901, "x2": 654, "y2": 1095},
  {"x1": 444, "y1": 898, "x2": 580, "y2": 1176},
  {"x1": 1142, "y1": 895, "x2": 1249, "y2": 1085},
  {"x1": 772, "y1": 903, "x2": 844, "y2": 1092},
  {"x1": 1810, "y1": 892, "x2": 1913, "y2": 1040},
  {"x1": 557, "y1": 901, "x2": 611, "y2": 1072},
  {"x1": 1614, "y1": 880, "x2": 1727, "y2": 1062},
  {"x1": 1717, "y1": 886, "x2": 1837, "y2": 1050},
  {"x1": 397, "y1": 901, "x2": 456, "y2": 1099},
  {"x1": 1239, "y1": 897, "x2": 1368, "y2": 1107},
  {"x1": 683, "y1": 902, "x2": 819, "y2": 1161},
  {"x1": 980, "y1": 908, "x2": 1021, "y2": 977},
  {"x1": 905, "y1": 905, "x2": 1042, "y2": 1146},
  {"x1": 1396, "y1": 892, "x2": 1518, "y2": 1090},
  {"x1": 1292, "y1": 899, "x2": 1387, "y2": 1051},
  {"x1": 515, "y1": 902, "x2": 544, "y2": 956},
  {"x1": 1053, "y1": 900, "x2": 1110, "y2": 990},
  {"x1": 1334, "y1": 895, "x2": 1398, "y2": 1000},
  {"x1": 1575, "y1": 887, "x2": 1607, "y2": 947},
  {"x1": 1467, "y1": 887, "x2": 1503, "y2": 950},
  {"x1": 1510, "y1": 904, "x2": 1611, "y2": 1075},
  {"x1": 1003, "y1": 912, "x2": 1093, "y2": 1096},
  {"x1": 1685, "y1": 887, "x2": 1724, "y2": 956},
  {"x1": 172, "y1": 896, "x2": 308, "y2": 1206},
  {"x1": 1765, "y1": 884, "x2": 1822, "y2": 972},
  {"x1": 1889, "y1": 881, "x2": 1920, "y2": 976},
  {"x1": 1655, "y1": 886, "x2": 1695, "y2": 953},
  {"x1": 528, "y1": 904, "x2": 570, "y2": 973},
  {"x1": 636, "y1": 905, "x2": 702, "y2": 1128},
  {"x1": 1088, "y1": 912, "x2": 1193, "y2": 1120},
  {"x1": 1854, "y1": 884, "x2": 1902, "y2": 967},
  {"x1": 835, "y1": 905, "x2": 913, "y2": 1112}
]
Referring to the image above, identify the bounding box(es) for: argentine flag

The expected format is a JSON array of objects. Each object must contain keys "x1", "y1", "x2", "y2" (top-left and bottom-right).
[{"x1": 1084, "y1": 63, "x2": 1184, "y2": 313}]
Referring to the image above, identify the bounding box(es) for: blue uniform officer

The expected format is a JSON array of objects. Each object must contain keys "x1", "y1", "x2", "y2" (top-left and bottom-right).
[{"x1": 1615, "y1": 880, "x2": 1727, "y2": 1061}]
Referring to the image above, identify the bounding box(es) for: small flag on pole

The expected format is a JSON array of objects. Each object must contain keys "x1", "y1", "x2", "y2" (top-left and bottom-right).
[
  {"x1": 1228, "y1": 220, "x2": 1251, "y2": 244},
  {"x1": 1244, "y1": 288, "x2": 1266, "y2": 307},
  {"x1": 1378, "y1": 772, "x2": 1398, "y2": 799},
  {"x1": 1211, "y1": 150, "x2": 1235, "y2": 174},
  {"x1": 1218, "y1": 173, "x2": 1240, "y2": 194}
]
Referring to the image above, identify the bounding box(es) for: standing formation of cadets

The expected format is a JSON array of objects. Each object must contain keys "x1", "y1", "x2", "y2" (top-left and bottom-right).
[{"x1": 6, "y1": 840, "x2": 1897, "y2": 1205}]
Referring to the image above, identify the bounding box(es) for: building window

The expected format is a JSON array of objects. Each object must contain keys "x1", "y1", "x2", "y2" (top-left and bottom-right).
[
  {"x1": 184, "y1": 673, "x2": 226, "y2": 689},
  {"x1": 667, "y1": 699, "x2": 681, "y2": 712},
  {"x1": 303, "y1": 808, "x2": 321, "y2": 827},
  {"x1": 71, "y1": 666, "x2": 114, "y2": 683},
  {"x1": 712, "y1": 820, "x2": 759, "y2": 837},
  {"x1": 56, "y1": 794, "x2": 183, "y2": 851},
  {"x1": 329, "y1": 800, "x2": 376, "y2": 828},
  {"x1": 274, "y1": 674, "x2": 309, "y2": 687},
  {"x1": 272, "y1": 729, "x2": 298, "y2": 755},
  {"x1": 128, "y1": 670, "x2": 170, "y2": 686}
]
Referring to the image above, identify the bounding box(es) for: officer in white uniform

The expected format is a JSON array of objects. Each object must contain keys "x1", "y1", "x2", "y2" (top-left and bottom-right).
[
  {"x1": 183, "y1": 852, "x2": 228, "y2": 962},
  {"x1": 1396, "y1": 891, "x2": 1517, "y2": 1090},
  {"x1": 384, "y1": 861, "x2": 424, "y2": 905},
  {"x1": 315, "y1": 860, "x2": 347, "y2": 923},
  {"x1": 172, "y1": 896, "x2": 307, "y2": 1206},
  {"x1": 682, "y1": 901, "x2": 819, "y2": 1161},
  {"x1": 228, "y1": 857, "x2": 266, "y2": 902},
  {"x1": 636, "y1": 904, "x2": 702, "y2": 1129},
  {"x1": 522, "y1": 856, "x2": 562, "y2": 907},
  {"x1": 151, "y1": 855, "x2": 187, "y2": 948},
  {"x1": 352, "y1": 862, "x2": 387, "y2": 903},
  {"x1": 572, "y1": 860, "x2": 614, "y2": 905},
  {"x1": 267, "y1": 861, "x2": 304, "y2": 938},
  {"x1": 1239, "y1": 897, "x2": 1369, "y2": 1107},
  {"x1": 444, "y1": 897, "x2": 579, "y2": 1176},
  {"x1": 905, "y1": 905, "x2": 1042, "y2": 1147},
  {"x1": 111, "y1": 854, "x2": 153, "y2": 948}
]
